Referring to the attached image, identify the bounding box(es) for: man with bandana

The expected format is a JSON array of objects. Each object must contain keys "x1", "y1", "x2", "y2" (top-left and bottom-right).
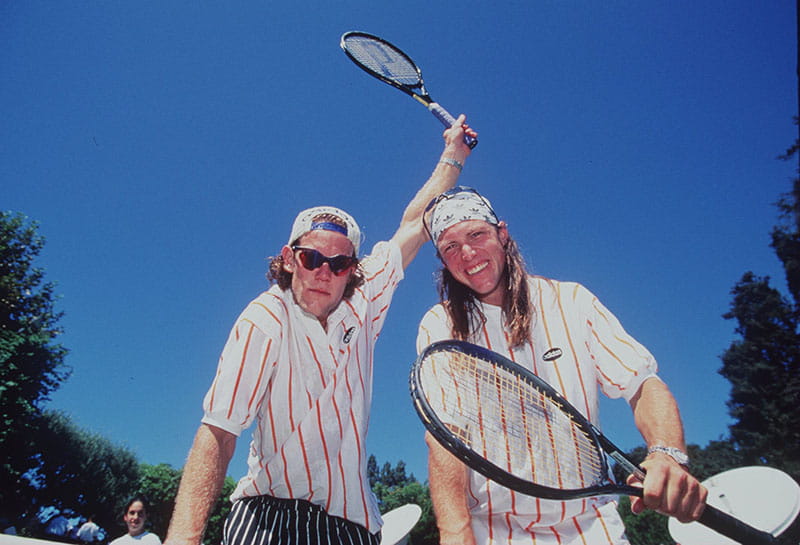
[
  {"x1": 164, "y1": 118, "x2": 477, "y2": 545},
  {"x1": 417, "y1": 186, "x2": 707, "y2": 545}
]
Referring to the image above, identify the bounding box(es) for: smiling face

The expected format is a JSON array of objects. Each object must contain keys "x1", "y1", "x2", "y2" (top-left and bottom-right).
[
  {"x1": 281, "y1": 229, "x2": 356, "y2": 329},
  {"x1": 436, "y1": 219, "x2": 509, "y2": 306},
  {"x1": 123, "y1": 501, "x2": 147, "y2": 537}
]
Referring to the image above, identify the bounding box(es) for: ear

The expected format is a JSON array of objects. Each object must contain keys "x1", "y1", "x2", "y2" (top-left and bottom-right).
[
  {"x1": 280, "y1": 245, "x2": 295, "y2": 272},
  {"x1": 497, "y1": 221, "x2": 509, "y2": 245}
]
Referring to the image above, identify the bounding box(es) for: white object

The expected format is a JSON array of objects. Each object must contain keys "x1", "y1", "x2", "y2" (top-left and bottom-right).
[
  {"x1": 0, "y1": 536, "x2": 70, "y2": 545},
  {"x1": 380, "y1": 504, "x2": 422, "y2": 545},
  {"x1": 668, "y1": 466, "x2": 800, "y2": 545}
]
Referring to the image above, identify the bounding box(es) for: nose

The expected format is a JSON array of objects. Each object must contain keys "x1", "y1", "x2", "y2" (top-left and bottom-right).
[
  {"x1": 460, "y1": 243, "x2": 477, "y2": 260},
  {"x1": 315, "y1": 262, "x2": 333, "y2": 279}
]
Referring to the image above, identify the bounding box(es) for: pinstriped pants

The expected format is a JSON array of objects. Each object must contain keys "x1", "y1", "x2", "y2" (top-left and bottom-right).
[{"x1": 223, "y1": 496, "x2": 381, "y2": 545}]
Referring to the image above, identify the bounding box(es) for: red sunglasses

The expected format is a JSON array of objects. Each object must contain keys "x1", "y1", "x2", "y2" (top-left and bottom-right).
[{"x1": 292, "y1": 246, "x2": 357, "y2": 276}]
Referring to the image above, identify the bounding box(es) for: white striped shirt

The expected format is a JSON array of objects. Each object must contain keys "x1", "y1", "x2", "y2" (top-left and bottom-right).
[
  {"x1": 416, "y1": 276, "x2": 658, "y2": 545},
  {"x1": 203, "y1": 240, "x2": 403, "y2": 533}
]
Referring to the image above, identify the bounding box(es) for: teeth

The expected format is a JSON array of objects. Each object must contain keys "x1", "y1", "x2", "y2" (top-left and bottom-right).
[{"x1": 467, "y1": 262, "x2": 488, "y2": 275}]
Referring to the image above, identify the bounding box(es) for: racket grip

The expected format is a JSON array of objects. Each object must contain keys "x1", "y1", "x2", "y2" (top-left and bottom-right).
[
  {"x1": 697, "y1": 504, "x2": 777, "y2": 545},
  {"x1": 428, "y1": 103, "x2": 478, "y2": 149}
]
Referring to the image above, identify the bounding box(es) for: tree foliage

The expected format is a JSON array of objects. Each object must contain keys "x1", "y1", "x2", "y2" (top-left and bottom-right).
[
  {"x1": 135, "y1": 464, "x2": 182, "y2": 540},
  {"x1": 0, "y1": 212, "x2": 70, "y2": 522},
  {"x1": 369, "y1": 455, "x2": 437, "y2": 545},
  {"x1": 719, "y1": 124, "x2": 800, "y2": 480},
  {"x1": 29, "y1": 410, "x2": 141, "y2": 537},
  {"x1": 206, "y1": 476, "x2": 237, "y2": 545}
]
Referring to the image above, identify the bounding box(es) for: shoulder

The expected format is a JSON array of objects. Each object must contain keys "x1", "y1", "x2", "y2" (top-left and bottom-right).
[
  {"x1": 529, "y1": 275, "x2": 594, "y2": 302},
  {"x1": 359, "y1": 240, "x2": 403, "y2": 280},
  {"x1": 142, "y1": 533, "x2": 162, "y2": 545},
  {"x1": 419, "y1": 302, "x2": 448, "y2": 323},
  {"x1": 417, "y1": 303, "x2": 452, "y2": 350},
  {"x1": 239, "y1": 287, "x2": 290, "y2": 331}
]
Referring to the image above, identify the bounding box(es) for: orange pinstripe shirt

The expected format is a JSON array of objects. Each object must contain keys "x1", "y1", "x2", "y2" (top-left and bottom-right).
[
  {"x1": 416, "y1": 276, "x2": 657, "y2": 544},
  {"x1": 202, "y1": 241, "x2": 403, "y2": 533}
]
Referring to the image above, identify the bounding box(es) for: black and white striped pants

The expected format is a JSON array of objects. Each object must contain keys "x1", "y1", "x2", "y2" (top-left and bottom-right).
[{"x1": 223, "y1": 496, "x2": 381, "y2": 545}]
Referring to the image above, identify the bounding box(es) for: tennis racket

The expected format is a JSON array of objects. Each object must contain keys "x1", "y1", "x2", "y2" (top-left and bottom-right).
[
  {"x1": 410, "y1": 340, "x2": 780, "y2": 545},
  {"x1": 340, "y1": 31, "x2": 477, "y2": 149}
]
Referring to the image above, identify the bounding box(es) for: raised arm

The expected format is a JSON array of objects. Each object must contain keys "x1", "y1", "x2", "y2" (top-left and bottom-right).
[
  {"x1": 164, "y1": 423, "x2": 237, "y2": 545},
  {"x1": 628, "y1": 377, "x2": 707, "y2": 522},
  {"x1": 391, "y1": 115, "x2": 477, "y2": 268}
]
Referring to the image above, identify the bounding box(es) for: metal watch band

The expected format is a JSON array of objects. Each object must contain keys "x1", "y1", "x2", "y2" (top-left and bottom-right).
[{"x1": 647, "y1": 445, "x2": 690, "y2": 467}]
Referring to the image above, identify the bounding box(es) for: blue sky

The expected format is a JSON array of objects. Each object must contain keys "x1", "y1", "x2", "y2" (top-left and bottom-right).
[{"x1": 3, "y1": 2, "x2": 796, "y2": 483}]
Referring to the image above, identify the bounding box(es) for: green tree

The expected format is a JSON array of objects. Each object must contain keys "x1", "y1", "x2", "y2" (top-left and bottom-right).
[
  {"x1": 29, "y1": 411, "x2": 141, "y2": 537},
  {"x1": 136, "y1": 463, "x2": 234, "y2": 545},
  {"x1": 719, "y1": 125, "x2": 800, "y2": 480},
  {"x1": 379, "y1": 481, "x2": 437, "y2": 545},
  {"x1": 0, "y1": 212, "x2": 70, "y2": 524},
  {"x1": 206, "y1": 475, "x2": 236, "y2": 545},
  {"x1": 685, "y1": 439, "x2": 745, "y2": 481},
  {"x1": 136, "y1": 463, "x2": 183, "y2": 540},
  {"x1": 368, "y1": 457, "x2": 438, "y2": 545}
]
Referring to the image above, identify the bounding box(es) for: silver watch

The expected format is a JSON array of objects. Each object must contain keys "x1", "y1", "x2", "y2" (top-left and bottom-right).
[{"x1": 647, "y1": 445, "x2": 689, "y2": 467}]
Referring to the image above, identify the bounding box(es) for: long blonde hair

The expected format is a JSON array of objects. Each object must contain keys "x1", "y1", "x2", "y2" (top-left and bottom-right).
[{"x1": 437, "y1": 233, "x2": 533, "y2": 348}]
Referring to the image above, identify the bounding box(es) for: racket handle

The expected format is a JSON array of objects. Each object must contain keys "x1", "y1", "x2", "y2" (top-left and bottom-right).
[
  {"x1": 696, "y1": 504, "x2": 777, "y2": 545},
  {"x1": 428, "y1": 103, "x2": 478, "y2": 149}
]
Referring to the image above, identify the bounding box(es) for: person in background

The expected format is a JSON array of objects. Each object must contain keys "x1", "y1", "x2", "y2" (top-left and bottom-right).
[
  {"x1": 76, "y1": 515, "x2": 101, "y2": 543},
  {"x1": 110, "y1": 496, "x2": 161, "y2": 545},
  {"x1": 417, "y1": 186, "x2": 707, "y2": 545}
]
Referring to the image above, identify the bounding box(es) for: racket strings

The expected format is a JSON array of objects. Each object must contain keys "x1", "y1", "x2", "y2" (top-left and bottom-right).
[
  {"x1": 342, "y1": 36, "x2": 421, "y2": 86},
  {"x1": 421, "y1": 352, "x2": 605, "y2": 490}
]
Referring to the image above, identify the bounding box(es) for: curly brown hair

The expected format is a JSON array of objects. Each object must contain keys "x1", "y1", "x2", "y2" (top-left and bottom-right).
[
  {"x1": 437, "y1": 232, "x2": 533, "y2": 348},
  {"x1": 267, "y1": 213, "x2": 365, "y2": 299}
]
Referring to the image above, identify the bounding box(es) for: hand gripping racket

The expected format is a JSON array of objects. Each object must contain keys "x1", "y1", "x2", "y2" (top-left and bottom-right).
[
  {"x1": 410, "y1": 340, "x2": 781, "y2": 545},
  {"x1": 340, "y1": 31, "x2": 477, "y2": 149}
]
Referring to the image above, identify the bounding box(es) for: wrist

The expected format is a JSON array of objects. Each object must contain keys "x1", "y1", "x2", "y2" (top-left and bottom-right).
[
  {"x1": 439, "y1": 157, "x2": 463, "y2": 171},
  {"x1": 647, "y1": 445, "x2": 689, "y2": 467}
]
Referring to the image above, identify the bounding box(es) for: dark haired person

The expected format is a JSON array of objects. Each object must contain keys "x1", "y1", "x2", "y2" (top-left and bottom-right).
[
  {"x1": 165, "y1": 118, "x2": 477, "y2": 545},
  {"x1": 417, "y1": 186, "x2": 707, "y2": 545},
  {"x1": 110, "y1": 497, "x2": 160, "y2": 545}
]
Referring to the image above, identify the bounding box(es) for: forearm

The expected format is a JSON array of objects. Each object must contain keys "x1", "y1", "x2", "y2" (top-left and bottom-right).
[
  {"x1": 629, "y1": 377, "x2": 707, "y2": 521},
  {"x1": 401, "y1": 142, "x2": 470, "y2": 226},
  {"x1": 426, "y1": 432, "x2": 476, "y2": 545},
  {"x1": 165, "y1": 424, "x2": 237, "y2": 545},
  {"x1": 392, "y1": 118, "x2": 474, "y2": 268},
  {"x1": 631, "y1": 377, "x2": 686, "y2": 450}
]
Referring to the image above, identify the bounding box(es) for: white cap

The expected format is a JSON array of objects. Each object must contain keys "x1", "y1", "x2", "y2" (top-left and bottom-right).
[{"x1": 288, "y1": 206, "x2": 363, "y2": 255}]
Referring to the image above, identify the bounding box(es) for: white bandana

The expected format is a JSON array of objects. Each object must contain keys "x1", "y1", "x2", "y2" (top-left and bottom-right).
[{"x1": 428, "y1": 187, "x2": 498, "y2": 246}]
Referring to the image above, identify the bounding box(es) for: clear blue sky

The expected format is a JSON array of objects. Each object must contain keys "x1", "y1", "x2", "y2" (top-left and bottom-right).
[{"x1": 3, "y1": 2, "x2": 796, "y2": 483}]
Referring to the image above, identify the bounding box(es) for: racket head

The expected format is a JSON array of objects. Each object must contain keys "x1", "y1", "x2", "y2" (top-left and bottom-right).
[
  {"x1": 411, "y1": 340, "x2": 615, "y2": 500},
  {"x1": 340, "y1": 31, "x2": 431, "y2": 103}
]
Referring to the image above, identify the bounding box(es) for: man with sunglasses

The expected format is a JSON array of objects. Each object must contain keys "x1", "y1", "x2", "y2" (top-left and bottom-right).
[
  {"x1": 416, "y1": 187, "x2": 707, "y2": 545},
  {"x1": 165, "y1": 117, "x2": 477, "y2": 545}
]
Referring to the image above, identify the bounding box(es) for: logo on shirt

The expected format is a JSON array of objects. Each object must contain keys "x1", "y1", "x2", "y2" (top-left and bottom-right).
[
  {"x1": 543, "y1": 347, "x2": 563, "y2": 361},
  {"x1": 343, "y1": 326, "x2": 356, "y2": 344}
]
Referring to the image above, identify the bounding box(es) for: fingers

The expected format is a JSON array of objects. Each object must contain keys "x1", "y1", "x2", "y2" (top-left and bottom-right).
[
  {"x1": 443, "y1": 114, "x2": 478, "y2": 144},
  {"x1": 628, "y1": 459, "x2": 708, "y2": 523}
]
